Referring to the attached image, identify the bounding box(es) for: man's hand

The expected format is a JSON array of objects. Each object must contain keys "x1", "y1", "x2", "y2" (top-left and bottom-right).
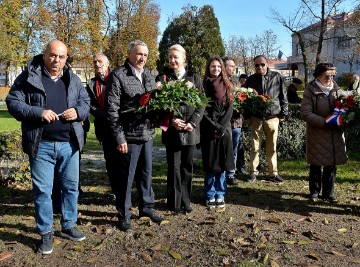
[
  {"x1": 41, "y1": 109, "x2": 58, "y2": 123},
  {"x1": 117, "y1": 143, "x2": 128, "y2": 154},
  {"x1": 61, "y1": 108, "x2": 78, "y2": 121},
  {"x1": 173, "y1": 118, "x2": 186, "y2": 131},
  {"x1": 183, "y1": 123, "x2": 194, "y2": 132}
]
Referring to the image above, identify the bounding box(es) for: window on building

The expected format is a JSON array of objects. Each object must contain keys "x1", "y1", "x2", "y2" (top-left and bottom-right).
[
  {"x1": 337, "y1": 37, "x2": 351, "y2": 48},
  {"x1": 295, "y1": 43, "x2": 301, "y2": 56}
]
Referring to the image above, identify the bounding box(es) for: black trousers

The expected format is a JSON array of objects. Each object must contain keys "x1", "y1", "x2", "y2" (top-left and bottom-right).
[
  {"x1": 116, "y1": 140, "x2": 154, "y2": 220},
  {"x1": 102, "y1": 137, "x2": 121, "y2": 195},
  {"x1": 166, "y1": 144, "x2": 195, "y2": 211},
  {"x1": 309, "y1": 164, "x2": 336, "y2": 198}
]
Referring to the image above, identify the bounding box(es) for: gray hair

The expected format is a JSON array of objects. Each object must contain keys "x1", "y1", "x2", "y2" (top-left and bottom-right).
[
  {"x1": 93, "y1": 53, "x2": 109, "y2": 64},
  {"x1": 128, "y1": 40, "x2": 148, "y2": 52}
]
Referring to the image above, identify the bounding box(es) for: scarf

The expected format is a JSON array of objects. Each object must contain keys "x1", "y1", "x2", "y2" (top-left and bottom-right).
[
  {"x1": 206, "y1": 76, "x2": 227, "y2": 105},
  {"x1": 95, "y1": 68, "x2": 109, "y2": 109},
  {"x1": 315, "y1": 79, "x2": 333, "y2": 96}
]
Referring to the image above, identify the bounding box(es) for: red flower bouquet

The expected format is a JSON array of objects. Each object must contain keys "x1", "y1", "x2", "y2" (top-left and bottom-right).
[
  {"x1": 325, "y1": 94, "x2": 360, "y2": 127},
  {"x1": 233, "y1": 87, "x2": 273, "y2": 117}
]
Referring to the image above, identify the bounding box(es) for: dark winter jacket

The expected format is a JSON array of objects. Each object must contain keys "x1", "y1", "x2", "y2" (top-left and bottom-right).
[
  {"x1": 156, "y1": 67, "x2": 204, "y2": 146},
  {"x1": 245, "y1": 69, "x2": 288, "y2": 119},
  {"x1": 6, "y1": 54, "x2": 90, "y2": 158},
  {"x1": 86, "y1": 70, "x2": 110, "y2": 142},
  {"x1": 200, "y1": 78, "x2": 234, "y2": 173},
  {"x1": 300, "y1": 80, "x2": 348, "y2": 166},
  {"x1": 105, "y1": 59, "x2": 157, "y2": 144}
]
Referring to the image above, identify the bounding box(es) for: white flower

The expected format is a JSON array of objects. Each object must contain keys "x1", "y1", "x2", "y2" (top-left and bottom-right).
[
  {"x1": 156, "y1": 81, "x2": 162, "y2": 90},
  {"x1": 239, "y1": 88, "x2": 247, "y2": 93},
  {"x1": 247, "y1": 88, "x2": 254, "y2": 93}
]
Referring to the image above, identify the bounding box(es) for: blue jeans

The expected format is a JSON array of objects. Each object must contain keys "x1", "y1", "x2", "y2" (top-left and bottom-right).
[
  {"x1": 226, "y1": 127, "x2": 242, "y2": 179},
  {"x1": 204, "y1": 171, "x2": 226, "y2": 201},
  {"x1": 29, "y1": 141, "x2": 79, "y2": 234}
]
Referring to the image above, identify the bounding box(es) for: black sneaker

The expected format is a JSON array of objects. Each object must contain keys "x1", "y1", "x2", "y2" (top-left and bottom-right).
[
  {"x1": 38, "y1": 231, "x2": 53, "y2": 255},
  {"x1": 119, "y1": 219, "x2": 132, "y2": 232},
  {"x1": 226, "y1": 178, "x2": 238, "y2": 186},
  {"x1": 206, "y1": 199, "x2": 216, "y2": 209},
  {"x1": 324, "y1": 195, "x2": 338, "y2": 203},
  {"x1": 246, "y1": 174, "x2": 257, "y2": 183},
  {"x1": 60, "y1": 227, "x2": 86, "y2": 241},
  {"x1": 216, "y1": 199, "x2": 226, "y2": 208},
  {"x1": 309, "y1": 193, "x2": 319, "y2": 202},
  {"x1": 270, "y1": 175, "x2": 284, "y2": 183},
  {"x1": 139, "y1": 210, "x2": 164, "y2": 223}
]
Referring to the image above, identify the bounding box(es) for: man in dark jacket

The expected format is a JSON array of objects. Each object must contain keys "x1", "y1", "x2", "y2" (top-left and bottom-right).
[
  {"x1": 86, "y1": 53, "x2": 118, "y2": 199},
  {"x1": 223, "y1": 57, "x2": 245, "y2": 186},
  {"x1": 106, "y1": 40, "x2": 163, "y2": 232},
  {"x1": 245, "y1": 55, "x2": 288, "y2": 183},
  {"x1": 6, "y1": 40, "x2": 90, "y2": 254}
]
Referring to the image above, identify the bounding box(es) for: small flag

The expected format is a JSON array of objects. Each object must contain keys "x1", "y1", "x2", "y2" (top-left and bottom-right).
[{"x1": 278, "y1": 50, "x2": 283, "y2": 60}]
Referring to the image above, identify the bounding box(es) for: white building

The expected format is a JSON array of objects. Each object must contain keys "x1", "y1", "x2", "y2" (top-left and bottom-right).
[{"x1": 288, "y1": 12, "x2": 360, "y2": 79}]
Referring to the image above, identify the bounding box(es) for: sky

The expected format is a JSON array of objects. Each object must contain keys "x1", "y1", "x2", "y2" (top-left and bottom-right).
[{"x1": 155, "y1": 0, "x2": 357, "y2": 59}]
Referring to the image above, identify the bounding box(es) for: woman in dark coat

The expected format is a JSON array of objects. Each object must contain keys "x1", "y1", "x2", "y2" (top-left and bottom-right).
[
  {"x1": 201, "y1": 56, "x2": 234, "y2": 209},
  {"x1": 301, "y1": 63, "x2": 348, "y2": 203},
  {"x1": 156, "y1": 44, "x2": 204, "y2": 214}
]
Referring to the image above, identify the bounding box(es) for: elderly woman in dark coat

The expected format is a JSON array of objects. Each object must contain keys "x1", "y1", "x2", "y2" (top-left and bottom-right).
[
  {"x1": 201, "y1": 56, "x2": 234, "y2": 209},
  {"x1": 300, "y1": 63, "x2": 348, "y2": 203},
  {"x1": 156, "y1": 44, "x2": 204, "y2": 214}
]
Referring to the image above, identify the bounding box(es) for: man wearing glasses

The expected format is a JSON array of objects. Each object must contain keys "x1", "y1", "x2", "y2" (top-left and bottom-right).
[{"x1": 245, "y1": 55, "x2": 288, "y2": 183}]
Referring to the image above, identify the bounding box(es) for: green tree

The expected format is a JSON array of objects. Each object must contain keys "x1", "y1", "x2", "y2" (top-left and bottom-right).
[
  {"x1": 106, "y1": 0, "x2": 160, "y2": 69},
  {"x1": 158, "y1": 4, "x2": 224, "y2": 76}
]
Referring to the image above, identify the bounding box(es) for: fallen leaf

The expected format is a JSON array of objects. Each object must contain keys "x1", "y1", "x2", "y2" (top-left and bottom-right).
[
  {"x1": 23, "y1": 216, "x2": 35, "y2": 221},
  {"x1": 73, "y1": 244, "x2": 85, "y2": 252},
  {"x1": 187, "y1": 217, "x2": 198, "y2": 222},
  {"x1": 303, "y1": 231, "x2": 321, "y2": 241},
  {"x1": 217, "y1": 250, "x2": 229, "y2": 256},
  {"x1": 145, "y1": 231, "x2": 155, "y2": 237},
  {"x1": 53, "y1": 238, "x2": 61, "y2": 245},
  {"x1": 216, "y1": 207, "x2": 226, "y2": 213},
  {"x1": 307, "y1": 253, "x2": 320, "y2": 260},
  {"x1": 178, "y1": 235, "x2": 186, "y2": 241},
  {"x1": 169, "y1": 251, "x2": 182, "y2": 260},
  {"x1": 298, "y1": 240, "x2": 309, "y2": 245},
  {"x1": 296, "y1": 217, "x2": 306, "y2": 222},
  {"x1": 268, "y1": 218, "x2": 283, "y2": 224},
  {"x1": 271, "y1": 261, "x2": 280, "y2": 267},
  {"x1": 228, "y1": 217, "x2": 233, "y2": 223},
  {"x1": 286, "y1": 228, "x2": 298, "y2": 234},
  {"x1": 351, "y1": 242, "x2": 359, "y2": 248},
  {"x1": 0, "y1": 252, "x2": 12, "y2": 262},
  {"x1": 323, "y1": 218, "x2": 330, "y2": 225},
  {"x1": 239, "y1": 240, "x2": 251, "y2": 246},
  {"x1": 337, "y1": 228, "x2": 347, "y2": 233},
  {"x1": 141, "y1": 253, "x2": 152, "y2": 262},
  {"x1": 281, "y1": 240, "x2": 296, "y2": 245},
  {"x1": 139, "y1": 217, "x2": 151, "y2": 222},
  {"x1": 253, "y1": 227, "x2": 260, "y2": 234},
  {"x1": 306, "y1": 217, "x2": 315, "y2": 222},
  {"x1": 260, "y1": 235, "x2": 268, "y2": 244},
  {"x1": 228, "y1": 242, "x2": 238, "y2": 250},
  {"x1": 151, "y1": 244, "x2": 162, "y2": 251},
  {"x1": 263, "y1": 253, "x2": 269, "y2": 264},
  {"x1": 330, "y1": 250, "x2": 346, "y2": 257},
  {"x1": 160, "y1": 220, "x2": 170, "y2": 225},
  {"x1": 352, "y1": 259, "x2": 360, "y2": 263},
  {"x1": 86, "y1": 258, "x2": 97, "y2": 263},
  {"x1": 161, "y1": 245, "x2": 171, "y2": 251}
]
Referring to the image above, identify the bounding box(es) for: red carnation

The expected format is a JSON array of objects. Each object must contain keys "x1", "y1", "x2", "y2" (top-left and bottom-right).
[
  {"x1": 238, "y1": 92, "x2": 247, "y2": 101},
  {"x1": 139, "y1": 93, "x2": 150, "y2": 106},
  {"x1": 335, "y1": 100, "x2": 342, "y2": 109},
  {"x1": 346, "y1": 95, "x2": 355, "y2": 109}
]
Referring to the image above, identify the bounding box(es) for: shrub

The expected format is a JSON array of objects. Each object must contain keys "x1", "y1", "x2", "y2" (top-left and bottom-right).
[
  {"x1": 336, "y1": 72, "x2": 354, "y2": 89},
  {"x1": 0, "y1": 130, "x2": 31, "y2": 187}
]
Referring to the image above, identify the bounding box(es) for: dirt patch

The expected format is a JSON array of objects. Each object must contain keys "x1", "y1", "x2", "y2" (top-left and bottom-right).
[{"x1": 0, "y1": 147, "x2": 359, "y2": 267}]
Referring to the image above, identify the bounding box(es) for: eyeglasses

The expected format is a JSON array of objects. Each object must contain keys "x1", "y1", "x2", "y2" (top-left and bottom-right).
[
  {"x1": 255, "y1": 63, "x2": 266, "y2": 68},
  {"x1": 324, "y1": 75, "x2": 334, "y2": 80}
]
